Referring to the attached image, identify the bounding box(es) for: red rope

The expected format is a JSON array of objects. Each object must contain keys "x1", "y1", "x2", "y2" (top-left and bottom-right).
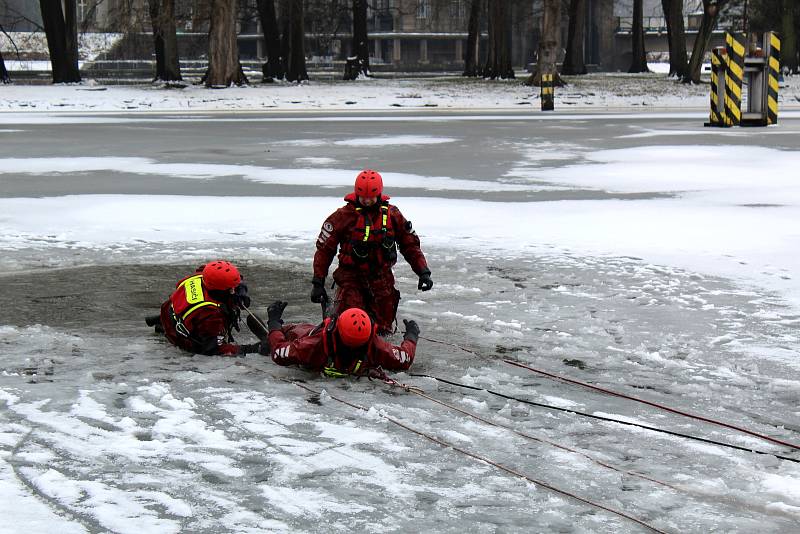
[
  {"x1": 413, "y1": 389, "x2": 684, "y2": 494},
  {"x1": 286, "y1": 378, "x2": 668, "y2": 534},
  {"x1": 504, "y1": 359, "x2": 800, "y2": 451}
]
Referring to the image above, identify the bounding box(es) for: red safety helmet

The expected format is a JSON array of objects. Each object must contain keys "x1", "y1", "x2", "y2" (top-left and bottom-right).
[
  {"x1": 202, "y1": 261, "x2": 241, "y2": 291},
  {"x1": 336, "y1": 308, "x2": 373, "y2": 347},
  {"x1": 354, "y1": 169, "x2": 383, "y2": 198}
]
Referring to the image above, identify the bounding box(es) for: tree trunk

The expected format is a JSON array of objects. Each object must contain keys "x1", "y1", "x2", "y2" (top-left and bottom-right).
[
  {"x1": 149, "y1": 0, "x2": 182, "y2": 82},
  {"x1": 483, "y1": 0, "x2": 514, "y2": 79},
  {"x1": 0, "y1": 49, "x2": 10, "y2": 83},
  {"x1": 39, "y1": 0, "x2": 81, "y2": 83},
  {"x1": 64, "y1": 0, "x2": 79, "y2": 74},
  {"x1": 206, "y1": 0, "x2": 247, "y2": 87},
  {"x1": 596, "y1": 0, "x2": 615, "y2": 71},
  {"x1": 782, "y1": 0, "x2": 798, "y2": 74},
  {"x1": 562, "y1": 0, "x2": 586, "y2": 75},
  {"x1": 527, "y1": 0, "x2": 561, "y2": 85},
  {"x1": 256, "y1": 0, "x2": 283, "y2": 80},
  {"x1": 665, "y1": 0, "x2": 688, "y2": 78},
  {"x1": 684, "y1": 0, "x2": 726, "y2": 83},
  {"x1": 148, "y1": 0, "x2": 166, "y2": 80},
  {"x1": 344, "y1": 0, "x2": 369, "y2": 79},
  {"x1": 282, "y1": 0, "x2": 308, "y2": 82},
  {"x1": 161, "y1": 0, "x2": 181, "y2": 81},
  {"x1": 661, "y1": 0, "x2": 673, "y2": 67},
  {"x1": 629, "y1": 0, "x2": 649, "y2": 72},
  {"x1": 463, "y1": 0, "x2": 483, "y2": 76}
]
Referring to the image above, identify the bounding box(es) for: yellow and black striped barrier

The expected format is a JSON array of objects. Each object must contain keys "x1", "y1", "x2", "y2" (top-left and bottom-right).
[
  {"x1": 541, "y1": 73, "x2": 554, "y2": 111},
  {"x1": 706, "y1": 31, "x2": 780, "y2": 128},
  {"x1": 724, "y1": 32, "x2": 746, "y2": 127},
  {"x1": 767, "y1": 32, "x2": 780, "y2": 125},
  {"x1": 706, "y1": 47, "x2": 727, "y2": 127}
]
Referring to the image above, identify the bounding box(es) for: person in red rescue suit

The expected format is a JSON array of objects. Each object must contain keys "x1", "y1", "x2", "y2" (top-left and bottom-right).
[
  {"x1": 262, "y1": 300, "x2": 420, "y2": 376},
  {"x1": 311, "y1": 169, "x2": 433, "y2": 335},
  {"x1": 145, "y1": 261, "x2": 269, "y2": 356}
]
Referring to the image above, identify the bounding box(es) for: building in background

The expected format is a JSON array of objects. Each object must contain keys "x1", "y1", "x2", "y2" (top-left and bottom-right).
[{"x1": 0, "y1": 0, "x2": 737, "y2": 73}]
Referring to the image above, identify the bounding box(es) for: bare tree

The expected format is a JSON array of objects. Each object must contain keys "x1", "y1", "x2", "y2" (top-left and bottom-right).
[
  {"x1": 39, "y1": 0, "x2": 81, "y2": 83},
  {"x1": 684, "y1": 0, "x2": 728, "y2": 82},
  {"x1": 527, "y1": 0, "x2": 562, "y2": 85},
  {"x1": 206, "y1": 0, "x2": 247, "y2": 86},
  {"x1": 256, "y1": 0, "x2": 283, "y2": 80},
  {"x1": 629, "y1": 0, "x2": 649, "y2": 72},
  {"x1": 0, "y1": 48, "x2": 9, "y2": 83},
  {"x1": 782, "y1": 0, "x2": 797, "y2": 73},
  {"x1": 562, "y1": 0, "x2": 586, "y2": 75},
  {"x1": 281, "y1": 0, "x2": 307, "y2": 82},
  {"x1": 343, "y1": 0, "x2": 369, "y2": 79},
  {"x1": 0, "y1": 22, "x2": 11, "y2": 83},
  {"x1": 148, "y1": 0, "x2": 182, "y2": 82},
  {"x1": 664, "y1": 0, "x2": 688, "y2": 78},
  {"x1": 463, "y1": 0, "x2": 483, "y2": 76},
  {"x1": 483, "y1": 0, "x2": 513, "y2": 79},
  {"x1": 344, "y1": 0, "x2": 370, "y2": 80}
]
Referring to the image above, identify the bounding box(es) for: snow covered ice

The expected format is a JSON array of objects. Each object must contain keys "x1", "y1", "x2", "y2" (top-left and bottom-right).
[{"x1": 1, "y1": 82, "x2": 800, "y2": 533}]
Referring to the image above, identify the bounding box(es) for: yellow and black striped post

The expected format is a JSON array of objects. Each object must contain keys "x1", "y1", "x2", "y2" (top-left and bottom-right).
[
  {"x1": 706, "y1": 47, "x2": 727, "y2": 127},
  {"x1": 541, "y1": 73, "x2": 554, "y2": 111},
  {"x1": 766, "y1": 31, "x2": 780, "y2": 125},
  {"x1": 724, "y1": 32, "x2": 746, "y2": 127}
]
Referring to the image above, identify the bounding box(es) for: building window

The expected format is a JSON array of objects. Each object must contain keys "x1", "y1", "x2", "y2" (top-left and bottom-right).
[
  {"x1": 449, "y1": 0, "x2": 464, "y2": 21},
  {"x1": 417, "y1": 0, "x2": 430, "y2": 19}
]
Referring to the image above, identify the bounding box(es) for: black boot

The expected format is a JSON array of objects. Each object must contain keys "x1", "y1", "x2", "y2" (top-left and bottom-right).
[{"x1": 145, "y1": 315, "x2": 164, "y2": 333}]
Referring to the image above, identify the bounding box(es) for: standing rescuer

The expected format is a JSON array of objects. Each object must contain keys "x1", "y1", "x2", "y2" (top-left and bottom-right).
[
  {"x1": 146, "y1": 261, "x2": 268, "y2": 356},
  {"x1": 311, "y1": 169, "x2": 433, "y2": 334}
]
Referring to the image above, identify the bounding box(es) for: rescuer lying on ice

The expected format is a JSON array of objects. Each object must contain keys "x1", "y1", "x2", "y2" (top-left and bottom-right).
[
  {"x1": 311, "y1": 169, "x2": 433, "y2": 335},
  {"x1": 256, "y1": 300, "x2": 420, "y2": 376},
  {"x1": 145, "y1": 260, "x2": 269, "y2": 356}
]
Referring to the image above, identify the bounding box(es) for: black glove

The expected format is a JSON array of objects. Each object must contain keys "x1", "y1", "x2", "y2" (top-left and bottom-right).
[
  {"x1": 417, "y1": 270, "x2": 433, "y2": 291},
  {"x1": 267, "y1": 300, "x2": 288, "y2": 331},
  {"x1": 403, "y1": 319, "x2": 420, "y2": 344},
  {"x1": 234, "y1": 282, "x2": 251, "y2": 308},
  {"x1": 239, "y1": 341, "x2": 270, "y2": 356},
  {"x1": 310, "y1": 277, "x2": 328, "y2": 303}
]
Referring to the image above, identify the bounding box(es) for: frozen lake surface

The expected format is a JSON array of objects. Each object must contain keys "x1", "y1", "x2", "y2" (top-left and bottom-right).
[{"x1": 1, "y1": 111, "x2": 799, "y2": 533}]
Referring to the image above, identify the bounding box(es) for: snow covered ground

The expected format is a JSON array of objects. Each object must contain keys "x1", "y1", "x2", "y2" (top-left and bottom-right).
[
  {"x1": 1, "y1": 71, "x2": 799, "y2": 112},
  {"x1": 0, "y1": 100, "x2": 799, "y2": 533}
]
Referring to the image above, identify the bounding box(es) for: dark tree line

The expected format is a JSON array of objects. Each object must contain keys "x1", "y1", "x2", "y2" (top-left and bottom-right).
[{"x1": 21, "y1": 0, "x2": 800, "y2": 88}]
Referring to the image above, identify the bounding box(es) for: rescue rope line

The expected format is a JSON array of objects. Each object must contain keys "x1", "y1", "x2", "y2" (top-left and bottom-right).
[
  {"x1": 408, "y1": 373, "x2": 800, "y2": 463},
  {"x1": 415, "y1": 335, "x2": 799, "y2": 453},
  {"x1": 503, "y1": 359, "x2": 800, "y2": 451},
  {"x1": 284, "y1": 378, "x2": 668, "y2": 534},
  {"x1": 408, "y1": 388, "x2": 684, "y2": 493},
  {"x1": 419, "y1": 335, "x2": 480, "y2": 355}
]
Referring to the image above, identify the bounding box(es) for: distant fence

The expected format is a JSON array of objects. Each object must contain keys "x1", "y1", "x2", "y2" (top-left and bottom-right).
[{"x1": 615, "y1": 15, "x2": 743, "y2": 34}]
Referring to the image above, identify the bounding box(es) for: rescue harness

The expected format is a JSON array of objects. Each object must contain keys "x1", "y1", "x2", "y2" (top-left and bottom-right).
[
  {"x1": 169, "y1": 274, "x2": 223, "y2": 340},
  {"x1": 351, "y1": 201, "x2": 397, "y2": 264}
]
